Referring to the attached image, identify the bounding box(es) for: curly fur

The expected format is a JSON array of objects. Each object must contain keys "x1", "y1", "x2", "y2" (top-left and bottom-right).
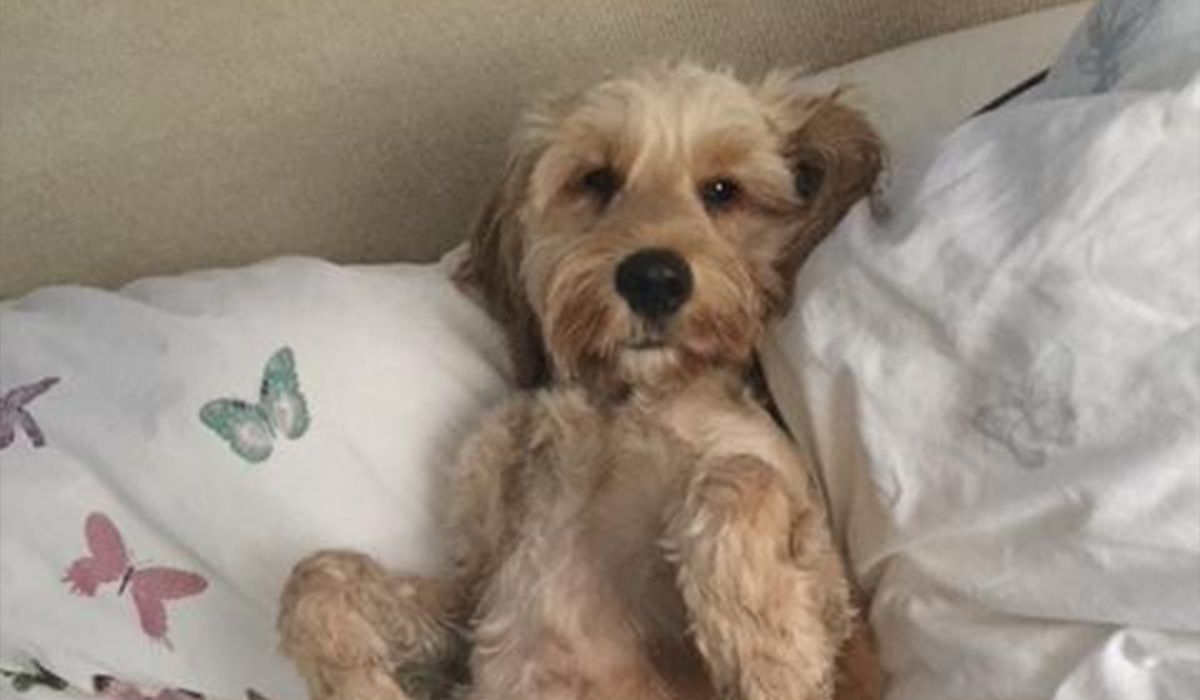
[{"x1": 279, "y1": 63, "x2": 883, "y2": 700}]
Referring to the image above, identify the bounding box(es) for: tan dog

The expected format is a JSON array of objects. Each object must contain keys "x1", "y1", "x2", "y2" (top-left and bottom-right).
[{"x1": 278, "y1": 63, "x2": 883, "y2": 700}]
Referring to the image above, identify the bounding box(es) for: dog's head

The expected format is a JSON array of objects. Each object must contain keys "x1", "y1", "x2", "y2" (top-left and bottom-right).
[{"x1": 458, "y1": 64, "x2": 882, "y2": 391}]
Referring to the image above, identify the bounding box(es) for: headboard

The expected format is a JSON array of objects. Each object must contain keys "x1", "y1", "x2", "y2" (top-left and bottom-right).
[{"x1": 0, "y1": 0, "x2": 1073, "y2": 298}]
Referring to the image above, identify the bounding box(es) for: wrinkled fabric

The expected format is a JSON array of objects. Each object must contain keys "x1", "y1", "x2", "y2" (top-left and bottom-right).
[
  {"x1": 764, "y1": 14, "x2": 1200, "y2": 698},
  {"x1": 0, "y1": 257, "x2": 510, "y2": 699}
]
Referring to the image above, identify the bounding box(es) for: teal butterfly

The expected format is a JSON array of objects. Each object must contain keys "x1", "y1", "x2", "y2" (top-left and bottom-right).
[{"x1": 200, "y1": 347, "x2": 310, "y2": 463}]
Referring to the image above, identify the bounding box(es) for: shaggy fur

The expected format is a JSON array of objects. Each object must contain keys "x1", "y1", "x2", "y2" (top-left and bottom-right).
[{"x1": 279, "y1": 63, "x2": 883, "y2": 700}]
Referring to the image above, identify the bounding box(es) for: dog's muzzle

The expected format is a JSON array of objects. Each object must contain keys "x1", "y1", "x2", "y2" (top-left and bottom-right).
[{"x1": 614, "y1": 248, "x2": 693, "y2": 321}]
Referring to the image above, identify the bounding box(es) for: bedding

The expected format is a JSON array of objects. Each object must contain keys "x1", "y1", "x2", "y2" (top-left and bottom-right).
[
  {"x1": 762, "y1": 0, "x2": 1200, "y2": 698},
  {"x1": 0, "y1": 257, "x2": 509, "y2": 699},
  {"x1": 0, "y1": 4, "x2": 1101, "y2": 699},
  {"x1": 1034, "y1": 0, "x2": 1200, "y2": 98}
]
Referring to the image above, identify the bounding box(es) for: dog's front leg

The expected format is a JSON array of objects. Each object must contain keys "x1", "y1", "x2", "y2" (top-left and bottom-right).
[
  {"x1": 443, "y1": 397, "x2": 531, "y2": 613},
  {"x1": 277, "y1": 398, "x2": 531, "y2": 700},
  {"x1": 668, "y1": 456, "x2": 852, "y2": 700},
  {"x1": 278, "y1": 551, "x2": 462, "y2": 700}
]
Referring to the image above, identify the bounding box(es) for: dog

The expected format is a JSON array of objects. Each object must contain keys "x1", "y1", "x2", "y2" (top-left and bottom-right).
[{"x1": 278, "y1": 63, "x2": 883, "y2": 700}]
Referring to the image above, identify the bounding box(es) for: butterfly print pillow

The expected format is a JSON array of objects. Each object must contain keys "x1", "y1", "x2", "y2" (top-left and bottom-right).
[{"x1": 0, "y1": 256, "x2": 512, "y2": 698}]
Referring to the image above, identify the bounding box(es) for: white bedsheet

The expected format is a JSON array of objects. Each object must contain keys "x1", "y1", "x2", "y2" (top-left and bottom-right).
[{"x1": 763, "y1": 2, "x2": 1200, "y2": 696}]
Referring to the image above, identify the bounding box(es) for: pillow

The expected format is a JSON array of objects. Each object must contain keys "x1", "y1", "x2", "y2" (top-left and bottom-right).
[
  {"x1": 761, "y1": 2, "x2": 1200, "y2": 698},
  {"x1": 0, "y1": 256, "x2": 510, "y2": 699},
  {"x1": 789, "y1": 2, "x2": 1087, "y2": 194},
  {"x1": 1033, "y1": 0, "x2": 1200, "y2": 98}
]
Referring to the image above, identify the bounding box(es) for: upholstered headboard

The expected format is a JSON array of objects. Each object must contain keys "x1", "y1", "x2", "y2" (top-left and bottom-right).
[{"x1": 0, "y1": 0, "x2": 1073, "y2": 298}]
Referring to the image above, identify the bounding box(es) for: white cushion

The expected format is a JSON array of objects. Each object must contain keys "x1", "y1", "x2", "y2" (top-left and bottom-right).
[
  {"x1": 0, "y1": 257, "x2": 509, "y2": 698},
  {"x1": 762, "y1": 1, "x2": 1200, "y2": 697}
]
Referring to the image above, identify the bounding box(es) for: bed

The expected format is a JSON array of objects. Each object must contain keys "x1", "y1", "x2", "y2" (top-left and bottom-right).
[{"x1": 3, "y1": 1, "x2": 1198, "y2": 699}]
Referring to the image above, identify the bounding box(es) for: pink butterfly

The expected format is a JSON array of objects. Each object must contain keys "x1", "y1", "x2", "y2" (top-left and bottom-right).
[
  {"x1": 62, "y1": 512, "x2": 208, "y2": 649},
  {"x1": 0, "y1": 376, "x2": 59, "y2": 450},
  {"x1": 94, "y1": 675, "x2": 198, "y2": 700}
]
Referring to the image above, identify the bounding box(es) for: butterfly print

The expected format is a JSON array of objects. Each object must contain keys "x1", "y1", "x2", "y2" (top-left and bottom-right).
[
  {"x1": 974, "y1": 344, "x2": 1079, "y2": 469},
  {"x1": 200, "y1": 346, "x2": 310, "y2": 463},
  {"x1": 1, "y1": 660, "x2": 68, "y2": 693},
  {"x1": 0, "y1": 376, "x2": 59, "y2": 451},
  {"x1": 94, "y1": 675, "x2": 200, "y2": 700},
  {"x1": 1077, "y1": 0, "x2": 1159, "y2": 93},
  {"x1": 62, "y1": 512, "x2": 208, "y2": 649}
]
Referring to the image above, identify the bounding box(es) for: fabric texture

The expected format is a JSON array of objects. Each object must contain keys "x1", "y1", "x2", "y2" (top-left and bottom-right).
[
  {"x1": 762, "y1": 1, "x2": 1200, "y2": 697},
  {"x1": 0, "y1": 0, "x2": 1076, "y2": 298},
  {"x1": 1034, "y1": 0, "x2": 1199, "y2": 97},
  {"x1": 0, "y1": 257, "x2": 510, "y2": 699}
]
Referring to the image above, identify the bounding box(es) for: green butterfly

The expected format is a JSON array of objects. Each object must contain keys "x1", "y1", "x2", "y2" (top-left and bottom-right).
[
  {"x1": 1, "y1": 661, "x2": 68, "y2": 693},
  {"x1": 200, "y1": 347, "x2": 310, "y2": 463}
]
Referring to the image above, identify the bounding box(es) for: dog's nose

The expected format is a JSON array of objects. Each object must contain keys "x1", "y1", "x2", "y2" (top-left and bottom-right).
[{"x1": 615, "y1": 248, "x2": 693, "y2": 320}]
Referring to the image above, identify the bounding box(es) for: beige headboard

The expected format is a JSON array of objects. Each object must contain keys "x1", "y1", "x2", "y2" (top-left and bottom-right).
[{"x1": 0, "y1": 0, "x2": 1072, "y2": 298}]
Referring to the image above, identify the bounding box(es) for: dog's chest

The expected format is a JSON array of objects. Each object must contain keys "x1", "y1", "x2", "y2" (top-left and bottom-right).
[
  {"x1": 528, "y1": 392, "x2": 701, "y2": 630},
  {"x1": 538, "y1": 392, "x2": 697, "y2": 542},
  {"x1": 476, "y1": 385, "x2": 791, "y2": 695}
]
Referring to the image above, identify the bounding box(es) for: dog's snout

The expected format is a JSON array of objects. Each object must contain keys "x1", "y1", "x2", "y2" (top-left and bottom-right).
[{"x1": 615, "y1": 248, "x2": 693, "y2": 320}]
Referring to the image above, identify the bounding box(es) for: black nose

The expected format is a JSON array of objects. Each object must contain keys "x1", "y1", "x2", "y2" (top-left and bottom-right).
[{"x1": 614, "y1": 248, "x2": 693, "y2": 320}]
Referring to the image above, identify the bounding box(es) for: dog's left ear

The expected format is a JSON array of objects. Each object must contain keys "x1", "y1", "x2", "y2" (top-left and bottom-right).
[
  {"x1": 758, "y1": 74, "x2": 884, "y2": 288},
  {"x1": 454, "y1": 142, "x2": 552, "y2": 390}
]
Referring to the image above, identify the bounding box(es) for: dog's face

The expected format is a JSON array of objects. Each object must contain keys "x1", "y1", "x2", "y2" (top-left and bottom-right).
[{"x1": 460, "y1": 64, "x2": 882, "y2": 390}]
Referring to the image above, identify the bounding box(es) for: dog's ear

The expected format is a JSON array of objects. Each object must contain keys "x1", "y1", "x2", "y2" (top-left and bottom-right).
[
  {"x1": 455, "y1": 147, "x2": 551, "y2": 389},
  {"x1": 759, "y1": 74, "x2": 884, "y2": 286}
]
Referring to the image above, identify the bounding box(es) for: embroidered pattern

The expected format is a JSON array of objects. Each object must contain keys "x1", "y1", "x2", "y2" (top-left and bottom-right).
[
  {"x1": 974, "y1": 344, "x2": 1079, "y2": 469},
  {"x1": 1077, "y1": 0, "x2": 1159, "y2": 93},
  {"x1": 62, "y1": 512, "x2": 208, "y2": 649},
  {"x1": 0, "y1": 377, "x2": 60, "y2": 451},
  {"x1": 0, "y1": 661, "x2": 68, "y2": 693},
  {"x1": 94, "y1": 676, "x2": 200, "y2": 700},
  {"x1": 0, "y1": 665, "x2": 275, "y2": 700},
  {"x1": 200, "y1": 347, "x2": 310, "y2": 463}
]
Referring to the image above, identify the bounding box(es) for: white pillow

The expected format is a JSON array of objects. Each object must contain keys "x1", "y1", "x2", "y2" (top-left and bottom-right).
[
  {"x1": 1034, "y1": 0, "x2": 1200, "y2": 98},
  {"x1": 762, "y1": 3, "x2": 1200, "y2": 698},
  {"x1": 0, "y1": 256, "x2": 510, "y2": 699}
]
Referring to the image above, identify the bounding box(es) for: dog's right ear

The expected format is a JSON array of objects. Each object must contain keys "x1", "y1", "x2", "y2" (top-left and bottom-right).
[
  {"x1": 455, "y1": 149, "x2": 551, "y2": 389},
  {"x1": 756, "y1": 72, "x2": 884, "y2": 310}
]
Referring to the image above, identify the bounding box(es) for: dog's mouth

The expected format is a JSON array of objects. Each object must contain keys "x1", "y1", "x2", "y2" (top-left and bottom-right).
[
  {"x1": 615, "y1": 335, "x2": 680, "y2": 384},
  {"x1": 622, "y1": 338, "x2": 668, "y2": 351},
  {"x1": 621, "y1": 319, "x2": 677, "y2": 353}
]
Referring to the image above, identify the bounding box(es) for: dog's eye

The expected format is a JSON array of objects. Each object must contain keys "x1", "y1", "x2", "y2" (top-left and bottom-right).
[
  {"x1": 794, "y1": 160, "x2": 826, "y2": 201},
  {"x1": 579, "y1": 166, "x2": 621, "y2": 204},
  {"x1": 698, "y1": 178, "x2": 741, "y2": 211}
]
